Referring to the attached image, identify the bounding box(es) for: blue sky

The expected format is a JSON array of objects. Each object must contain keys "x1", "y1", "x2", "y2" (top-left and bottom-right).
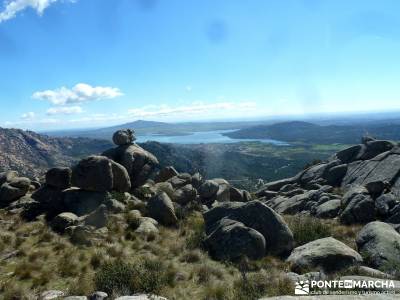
[{"x1": 1, "y1": 0, "x2": 400, "y2": 130}]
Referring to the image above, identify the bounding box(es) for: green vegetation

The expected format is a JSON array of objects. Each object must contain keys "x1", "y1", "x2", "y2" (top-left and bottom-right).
[{"x1": 285, "y1": 215, "x2": 332, "y2": 246}]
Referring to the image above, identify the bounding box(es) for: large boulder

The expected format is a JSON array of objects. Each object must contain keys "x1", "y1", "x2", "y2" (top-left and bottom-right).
[
  {"x1": 375, "y1": 193, "x2": 397, "y2": 216},
  {"x1": 45, "y1": 167, "x2": 71, "y2": 189},
  {"x1": 110, "y1": 161, "x2": 131, "y2": 192},
  {"x1": 112, "y1": 129, "x2": 136, "y2": 145},
  {"x1": 266, "y1": 190, "x2": 317, "y2": 215},
  {"x1": 204, "y1": 218, "x2": 266, "y2": 261},
  {"x1": 335, "y1": 145, "x2": 363, "y2": 163},
  {"x1": 356, "y1": 221, "x2": 400, "y2": 271},
  {"x1": 324, "y1": 164, "x2": 348, "y2": 186},
  {"x1": 51, "y1": 212, "x2": 79, "y2": 233},
  {"x1": 204, "y1": 200, "x2": 294, "y2": 256},
  {"x1": 9, "y1": 177, "x2": 31, "y2": 190},
  {"x1": 103, "y1": 143, "x2": 159, "y2": 188},
  {"x1": 287, "y1": 237, "x2": 363, "y2": 273},
  {"x1": 31, "y1": 185, "x2": 65, "y2": 218},
  {"x1": 340, "y1": 186, "x2": 375, "y2": 224},
  {"x1": 72, "y1": 156, "x2": 114, "y2": 192},
  {"x1": 167, "y1": 173, "x2": 192, "y2": 189},
  {"x1": 230, "y1": 187, "x2": 252, "y2": 202},
  {"x1": 172, "y1": 184, "x2": 197, "y2": 205},
  {"x1": 256, "y1": 175, "x2": 301, "y2": 196},
  {"x1": 147, "y1": 192, "x2": 178, "y2": 226},
  {"x1": 359, "y1": 140, "x2": 396, "y2": 160},
  {"x1": 0, "y1": 170, "x2": 18, "y2": 186},
  {"x1": 82, "y1": 204, "x2": 108, "y2": 228},
  {"x1": 155, "y1": 166, "x2": 179, "y2": 183},
  {"x1": 314, "y1": 199, "x2": 341, "y2": 218},
  {"x1": 62, "y1": 188, "x2": 110, "y2": 216},
  {"x1": 214, "y1": 179, "x2": 231, "y2": 202},
  {"x1": 198, "y1": 180, "x2": 219, "y2": 199},
  {"x1": 0, "y1": 182, "x2": 29, "y2": 207}
]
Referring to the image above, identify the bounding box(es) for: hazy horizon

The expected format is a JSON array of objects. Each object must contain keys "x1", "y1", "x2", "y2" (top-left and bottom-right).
[{"x1": 1, "y1": 0, "x2": 400, "y2": 130}]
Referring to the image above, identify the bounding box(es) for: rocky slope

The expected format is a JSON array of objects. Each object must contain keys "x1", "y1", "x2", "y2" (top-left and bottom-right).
[
  {"x1": 1, "y1": 129, "x2": 400, "y2": 299},
  {"x1": 0, "y1": 127, "x2": 112, "y2": 178}
]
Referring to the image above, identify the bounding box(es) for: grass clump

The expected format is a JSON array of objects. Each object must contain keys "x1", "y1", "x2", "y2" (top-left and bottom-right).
[
  {"x1": 233, "y1": 271, "x2": 293, "y2": 300},
  {"x1": 95, "y1": 257, "x2": 173, "y2": 297},
  {"x1": 183, "y1": 213, "x2": 206, "y2": 250},
  {"x1": 286, "y1": 215, "x2": 331, "y2": 246},
  {"x1": 94, "y1": 260, "x2": 136, "y2": 296}
]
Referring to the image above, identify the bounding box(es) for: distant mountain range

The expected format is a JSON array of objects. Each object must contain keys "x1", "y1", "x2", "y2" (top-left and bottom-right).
[{"x1": 224, "y1": 121, "x2": 400, "y2": 144}]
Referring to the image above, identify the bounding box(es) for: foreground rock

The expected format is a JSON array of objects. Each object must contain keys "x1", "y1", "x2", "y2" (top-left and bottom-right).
[
  {"x1": 204, "y1": 218, "x2": 266, "y2": 260},
  {"x1": 147, "y1": 192, "x2": 178, "y2": 226},
  {"x1": 356, "y1": 221, "x2": 400, "y2": 271},
  {"x1": 286, "y1": 237, "x2": 363, "y2": 273},
  {"x1": 204, "y1": 200, "x2": 294, "y2": 257}
]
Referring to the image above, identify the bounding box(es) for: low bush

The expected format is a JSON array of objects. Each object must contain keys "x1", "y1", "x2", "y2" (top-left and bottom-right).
[{"x1": 286, "y1": 215, "x2": 331, "y2": 246}]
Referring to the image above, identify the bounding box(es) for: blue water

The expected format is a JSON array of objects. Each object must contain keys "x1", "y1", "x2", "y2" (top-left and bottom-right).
[{"x1": 135, "y1": 129, "x2": 289, "y2": 145}]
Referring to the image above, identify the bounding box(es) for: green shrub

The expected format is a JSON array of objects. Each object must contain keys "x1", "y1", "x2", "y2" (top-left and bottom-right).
[{"x1": 286, "y1": 215, "x2": 331, "y2": 246}]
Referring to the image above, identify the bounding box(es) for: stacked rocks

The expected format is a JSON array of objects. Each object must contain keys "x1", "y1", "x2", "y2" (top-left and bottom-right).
[{"x1": 102, "y1": 129, "x2": 159, "y2": 188}]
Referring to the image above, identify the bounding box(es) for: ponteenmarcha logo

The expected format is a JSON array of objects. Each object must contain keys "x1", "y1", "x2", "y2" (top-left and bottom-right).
[{"x1": 295, "y1": 280, "x2": 310, "y2": 295}]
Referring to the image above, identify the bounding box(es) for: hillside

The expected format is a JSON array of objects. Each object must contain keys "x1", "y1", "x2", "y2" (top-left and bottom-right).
[
  {"x1": 224, "y1": 121, "x2": 400, "y2": 144},
  {"x1": 0, "y1": 127, "x2": 113, "y2": 178}
]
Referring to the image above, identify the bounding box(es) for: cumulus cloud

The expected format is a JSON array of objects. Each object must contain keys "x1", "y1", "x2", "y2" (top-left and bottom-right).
[
  {"x1": 46, "y1": 106, "x2": 83, "y2": 115},
  {"x1": 21, "y1": 111, "x2": 35, "y2": 120},
  {"x1": 32, "y1": 83, "x2": 123, "y2": 105},
  {"x1": 127, "y1": 102, "x2": 257, "y2": 118},
  {"x1": 0, "y1": 0, "x2": 73, "y2": 23}
]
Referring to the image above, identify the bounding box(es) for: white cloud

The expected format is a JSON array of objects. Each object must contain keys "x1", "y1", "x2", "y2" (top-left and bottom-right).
[
  {"x1": 33, "y1": 83, "x2": 123, "y2": 105},
  {"x1": 20, "y1": 111, "x2": 35, "y2": 120},
  {"x1": 46, "y1": 105, "x2": 83, "y2": 115},
  {"x1": 127, "y1": 102, "x2": 257, "y2": 118},
  {"x1": 0, "y1": 0, "x2": 73, "y2": 23}
]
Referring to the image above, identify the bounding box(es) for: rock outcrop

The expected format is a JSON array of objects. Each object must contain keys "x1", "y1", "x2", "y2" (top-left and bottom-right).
[{"x1": 256, "y1": 136, "x2": 400, "y2": 225}]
